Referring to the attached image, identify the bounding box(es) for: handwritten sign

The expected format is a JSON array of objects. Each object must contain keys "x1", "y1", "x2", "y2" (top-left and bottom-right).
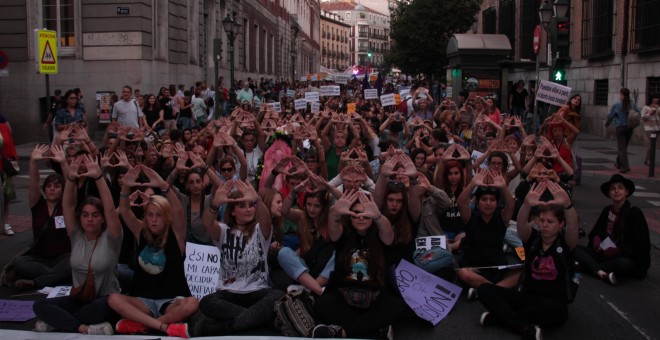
[
  {"x1": 267, "y1": 102, "x2": 282, "y2": 113},
  {"x1": 305, "y1": 91, "x2": 320, "y2": 102},
  {"x1": 364, "y1": 89, "x2": 378, "y2": 100},
  {"x1": 380, "y1": 93, "x2": 396, "y2": 106},
  {"x1": 399, "y1": 87, "x2": 411, "y2": 98},
  {"x1": 287, "y1": 89, "x2": 296, "y2": 98},
  {"x1": 416, "y1": 236, "x2": 447, "y2": 251},
  {"x1": 535, "y1": 80, "x2": 571, "y2": 107},
  {"x1": 294, "y1": 99, "x2": 308, "y2": 110},
  {"x1": 311, "y1": 101, "x2": 321, "y2": 114},
  {"x1": 347, "y1": 103, "x2": 356, "y2": 114},
  {"x1": 184, "y1": 242, "x2": 221, "y2": 300},
  {"x1": 0, "y1": 299, "x2": 36, "y2": 322},
  {"x1": 334, "y1": 75, "x2": 350, "y2": 84},
  {"x1": 320, "y1": 85, "x2": 340, "y2": 97},
  {"x1": 47, "y1": 286, "x2": 72, "y2": 298},
  {"x1": 395, "y1": 260, "x2": 462, "y2": 325}
]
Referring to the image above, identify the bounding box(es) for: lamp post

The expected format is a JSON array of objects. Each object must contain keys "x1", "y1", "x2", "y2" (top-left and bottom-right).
[
  {"x1": 291, "y1": 25, "x2": 299, "y2": 82},
  {"x1": 222, "y1": 13, "x2": 240, "y2": 91}
]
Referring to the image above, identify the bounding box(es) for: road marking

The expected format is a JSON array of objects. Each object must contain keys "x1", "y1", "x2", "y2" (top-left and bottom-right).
[
  {"x1": 15, "y1": 169, "x2": 55, "y2": 179},
  {"x1": 635, "y1": 185, "x2": 646, "y2": 190},
  {"x1": 632, "y1": 192, "x2": 660, "y2": 198},
  {"x1": 648, "y1": 201, "x2": 660, "y2": 207},
  {"x1": 600, "y1": 295, "x2": 651, "y2": 340}
]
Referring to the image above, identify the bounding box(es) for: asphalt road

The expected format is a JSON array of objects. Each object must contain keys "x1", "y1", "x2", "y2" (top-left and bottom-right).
[{"x1": 1, "y1": 154, "x2": 659, "y2": 339}]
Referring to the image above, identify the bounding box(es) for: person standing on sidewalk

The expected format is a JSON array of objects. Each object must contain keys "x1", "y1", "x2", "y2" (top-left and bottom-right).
[
  {"x1": 606, "y1": 88, "x2": 639, "y2": 173},
  {"x1": 641, "y1": 94, "x2": 660, "y2": 166}
]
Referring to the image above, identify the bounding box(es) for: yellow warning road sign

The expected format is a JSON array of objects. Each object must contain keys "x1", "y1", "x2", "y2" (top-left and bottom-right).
[{"x1": 34, "y1": 29, "x2": 58, "y2": 74}]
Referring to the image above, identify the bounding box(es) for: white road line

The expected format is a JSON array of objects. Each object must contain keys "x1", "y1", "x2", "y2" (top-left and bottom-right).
[
  {"x1": 648, "y1": 201, "x2": 660, "y2": 207},
  {"x1": 632, "y1": 192, "x2": 660, "y2": 198},
  {"x1": 635, "y1": 185, "x2": 646, "y2": 190},
  {"x1": 600, "y1": 295, "x2": 651, "y2": 340}
]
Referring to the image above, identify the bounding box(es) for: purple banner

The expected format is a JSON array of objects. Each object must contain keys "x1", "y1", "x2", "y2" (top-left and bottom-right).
[
  {"x1": 0, "y1": 299, "x2": 36, "y2": 322},
  {"x1": 395, "y1": 260, "x2": 462, "y2": 325}
]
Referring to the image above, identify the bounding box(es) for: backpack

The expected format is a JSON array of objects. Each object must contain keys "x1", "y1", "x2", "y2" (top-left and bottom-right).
[{"x1": 273, "y1": 289, "x2": 317, "y2": 337}]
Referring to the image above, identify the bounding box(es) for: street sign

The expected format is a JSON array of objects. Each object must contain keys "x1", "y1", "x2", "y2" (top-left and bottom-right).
[
  {"x1": 0, "y1": 50, "x2": 8, "y2": 69},
  {"x1": 34, "y1": 29, "x2": 58, "y2": 74},
  {"x1": 533, "y1": 25, "x2": 541, "y2": 55}
]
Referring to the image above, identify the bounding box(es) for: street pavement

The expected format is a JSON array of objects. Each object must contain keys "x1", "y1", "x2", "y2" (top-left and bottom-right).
[{"x1": 0, "y1": 133, "x2": 659, "y2": 339}]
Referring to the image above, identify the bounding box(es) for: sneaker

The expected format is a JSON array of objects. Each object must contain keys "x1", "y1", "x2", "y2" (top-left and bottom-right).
[
  {"x1": 606, "y1": 272, "x2": 617, "y2": 285},
  {"x1": 466, "y1": 288, "x2": 478, "y2": 301},
  {"x1": 87, "y1": 322, "x2": 114, "y2": 335},
  {"x1": 378, "y1": 324, "x2": 394, "y2": 340},
  {"x1": 167, "y1": 323, "x2": 190, "y2": 338},
  {"x1": 287, "y1": 284, "x2": 307, "y2": 294},
  {"x1": 479, "y1": 312, "x2": 494, "y2": 327},
  {"x1": 3, "y1": 224, "x2": 14, "y2": 236},
  {"x1": 522, "y1": 324, "x2": 542, "y2": 340},
  {"x1": 312, "y1": 324, "x2": 344, "y2": 338},
  {"x1": 115, "y1": 319, "x2": 147, "y2": 334},
  {"x1": 34, "y1": 319, "x2": 55, "y2": 332}
]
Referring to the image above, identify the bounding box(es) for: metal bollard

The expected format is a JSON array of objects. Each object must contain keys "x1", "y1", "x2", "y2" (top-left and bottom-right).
[{"x1": 650, "y1": 132, "x2": 657, "y2": 177}]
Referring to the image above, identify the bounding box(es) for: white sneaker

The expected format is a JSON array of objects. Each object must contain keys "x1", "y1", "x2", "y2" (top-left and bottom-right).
[
  {"x1": 287, "y1": 284, "x2": 308, "y2": 294},
  {"x1": 3, "y1": 224, "x2": 14, "y2": 236},
  {"x1": 34, "y1": 320, "x2": 55, "y2": 332},
  {"x1": 87, "y1": 322, "x2": 114, "y2": 335}
]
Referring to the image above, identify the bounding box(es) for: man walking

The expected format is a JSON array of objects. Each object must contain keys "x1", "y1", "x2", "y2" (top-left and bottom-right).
[{"x1": 112, "y1": 85, "x2": 146, "y2": 128}]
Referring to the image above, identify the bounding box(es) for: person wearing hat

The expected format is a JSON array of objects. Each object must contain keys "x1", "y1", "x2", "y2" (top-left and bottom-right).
[{"x1": 573, "y1": 174, "x2": 650, "y2": 284}]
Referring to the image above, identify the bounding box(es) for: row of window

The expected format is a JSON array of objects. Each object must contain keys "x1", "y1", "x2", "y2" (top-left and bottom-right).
[{"x1": 593, "y1": 77, "x2": 660, "y2": 105}]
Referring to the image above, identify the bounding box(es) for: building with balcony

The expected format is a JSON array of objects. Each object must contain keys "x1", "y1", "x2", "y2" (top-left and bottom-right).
[
  {"x1": 320, "y1": 10, "x2": 351, "y2": 71},
  {"x1": 470, "y1": 0, "x2": 660, "y2": 144},
  {"x1": 320, "y1": 0, "x2": 390, "y2": 69},
  {"x1": 0, "y1": 0, "x2": 320, "y2": 143}
]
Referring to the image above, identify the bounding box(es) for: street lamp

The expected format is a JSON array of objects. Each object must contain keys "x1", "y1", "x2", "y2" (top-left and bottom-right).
[{"x1": 222, "y1": 13, "x2": 240, "y2": 90}]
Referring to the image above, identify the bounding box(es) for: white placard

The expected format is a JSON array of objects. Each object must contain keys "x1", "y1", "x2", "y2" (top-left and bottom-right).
[
  {"x1": 300, "y1": 76, "x2": 308, "y2": 82},
  {"x1": 399, "y1": 87, "x2": 411, "y2": 98},
  {"x1": 364, "y1": 89, "x2": 378, "y2": 100},
  {"x1": 334, "y1": 75, "x2": 350, "y2": 84},
  {"x1": 267, "y1": 102, "x2": 282, "y2": 113},
  {"x1": 305, "y1": 91, "x2": 320, "y2": 102},
  {"x1": 46, "y1": 286, "x2": 72, "y2": 298},
  {"x1": 311, "y1": 101, "x2": 320, "y2": 114},
  {"x1": 415, "y1": 236, "x2": 447, "y2": 251},
  {"x1": 380, "y1": 93, "x2": 396, "y2": 106},
  {"x1": 184, "y1": 242, "x2": 221, "y2": 300},
  {"x1": 445, "y1": 86, "x2": 453, "y2": 98},
  {"x1": 535, "y1": 80, "x2": 571, "y2": 107},
  {"x1": 287, "y1": 89, "x2": 296, "y2": 97},
  {"x1": 294, "y1": 98, "x2": 308, "y2": 110},
  {"x1": 321, "y1": 85, "x2": 340, "y2": 97}
]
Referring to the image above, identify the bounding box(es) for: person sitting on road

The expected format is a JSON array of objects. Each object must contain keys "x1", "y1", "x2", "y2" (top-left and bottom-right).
[{"x1": 573, "y1": 174, "x2": 651, "y2": 285}]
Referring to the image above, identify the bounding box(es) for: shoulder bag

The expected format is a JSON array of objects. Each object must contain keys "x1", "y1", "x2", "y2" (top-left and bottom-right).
[{"x1": 70, "y1": 238, "x2": 99, "y2": 304}]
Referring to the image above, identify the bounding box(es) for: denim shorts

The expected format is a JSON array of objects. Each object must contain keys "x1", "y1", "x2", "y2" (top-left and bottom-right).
[{"x1": 138, "y1": 296, "x2": 182, "y2": 318}]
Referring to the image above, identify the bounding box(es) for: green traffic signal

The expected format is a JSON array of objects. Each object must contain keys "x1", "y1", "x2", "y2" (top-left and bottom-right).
[
  {"x1": 554, "y1": 69, "x2": 565, "y2": 81},
  {"x1": 367, "y1": 51, "x2": 372, "y2": 57}
]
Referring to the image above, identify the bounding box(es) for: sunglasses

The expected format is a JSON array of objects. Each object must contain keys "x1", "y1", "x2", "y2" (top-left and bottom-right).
[{"x1": 220, "y1": 167, "x2": 234, "y2": 172}]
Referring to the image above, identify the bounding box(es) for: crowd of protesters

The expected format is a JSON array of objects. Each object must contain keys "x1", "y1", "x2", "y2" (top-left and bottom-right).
[{"x1": 0, "y1": 75, "x2": 653, "y2": 340}]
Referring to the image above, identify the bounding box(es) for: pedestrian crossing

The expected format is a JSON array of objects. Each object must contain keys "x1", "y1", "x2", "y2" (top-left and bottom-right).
[
  {"x1": 15, "y1": 169, "x2": 55, "y2": 179},
  {"x1": 633, "y1": 185, "x2": 660, "y2": 207}
]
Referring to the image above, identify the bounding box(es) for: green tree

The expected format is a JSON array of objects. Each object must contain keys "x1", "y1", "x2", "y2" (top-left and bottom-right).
[{"x1": 386, "y1": 0, "x2": 482, "y2": 79}]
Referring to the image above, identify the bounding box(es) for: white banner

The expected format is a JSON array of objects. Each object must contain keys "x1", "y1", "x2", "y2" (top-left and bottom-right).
[
  {"x1": 311, "y1": 101, "x2": 321, "y2": 114},
  {"x1": 380, "y1": 93, "x2": 396, "y2": 106},
  {"x1": 535, "y1": 80, "x2": 571, "y2": 107},
  {"x1": 305, "y1": 91, "x2": 320, "y2": 102},
  {"x1": 334, "y1": 75, "x2": 350, "y2": 84},
  {"x1": 320, "y1": 85, "x2": 340, "y2": 97},
  {"x1": 184, "y1": 242, "x2": 221, "y2": 300},
  {"x1": 364, "y1": 89, "x2": 378, "y2": 100},
  {"x1": 399, "y1": 87, "x2": 411, "y2": 98},
  {"x1": 287, "y1": 89, "x2": 296, "y2": 98},
  {"x1": 294, "y1": 98, "x2": 308, "y2": 110},
  {"x1": 267, "y1": 102, "x2": 282, "y2": 113}
]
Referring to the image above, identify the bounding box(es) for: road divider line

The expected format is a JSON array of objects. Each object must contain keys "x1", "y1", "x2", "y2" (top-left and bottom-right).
[{"x1": 599, "y1": 294, "x2": 651, "y2": 340}]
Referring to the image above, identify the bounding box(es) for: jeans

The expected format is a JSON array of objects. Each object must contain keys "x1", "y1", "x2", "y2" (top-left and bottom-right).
[
  {"x1": 477, "y1": 283, "x2": 567, "y2": 334},
  {"x1": 178, "y1": 116, "x2": 194, "y2": 130},
  {"x1": 573, "y1": 246, "x2": 640, "y2": 279},
  {"x1": 615, "y1": 126, "x2": 633, "y2": 170},
  {"x1": 277, "y1": 247, "x2": 335, "y2": 280},
  {"x1": 195, "y1": 288, "x2": 284, "y2": 336},
  {"x1": 12, "y1": 253, "x2": 71, "y2": 288},
  {"x1": 33, "y1": 296, "x2": 116, "y2": 332}
]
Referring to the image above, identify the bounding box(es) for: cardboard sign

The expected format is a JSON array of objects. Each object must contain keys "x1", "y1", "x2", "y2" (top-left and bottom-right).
[
  {"x1": 364, "y1": 89, "x2": 378, "y2": 100},
  {"x1": 46, "y1": 286, "x2": 72, "y2": 298},
  {"x1": 347, "y1": 103, "x2": 356, "y2": 114},
  {"x1": 535, "y1": 80, "x2": 571, "y2": 107},
  {"x1": 380, "y1": 93, "x2": 395, "y2": 106},
  {"x1": 294, "y1": 98, "x2": 308, "y2": 110},
  {"x1": 184, "y1": 242, "x2": 221, "y2": 300},
  {"x1": 415, "y1": 236, "x2": 447, "y2": 251},
  {"x1": 305, "y1": 91, "x2": 320, "y2": 102},
  {"x1": 399, "y1": 87, "x2": 411, "y2": 98},
  {"x1": 321, "y1": 85, "x2": 340, "y2": 97},
  {"x1": 334, "y1": 75, "x2": 350, "y2": 84},
  {"x1": 395, "y1": 260, "x2": 462, "y2": 325},
  {"x1": 287, "y1": 89, "x2": 296, "y2": 98},
  {"x1": 0, "y1": 299, "x2": 36, "y2": 322},
  {"x1": 267, "y1": 102, "x2": 282, "y2": 113},
  {"x1": 311, "y1": 101, "x2": 321, "y2": 114}
]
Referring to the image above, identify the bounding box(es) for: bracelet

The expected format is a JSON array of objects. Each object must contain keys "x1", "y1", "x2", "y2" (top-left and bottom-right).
[
  {"x1": 119, "y1": 192, "x2": 129, "y2": 199},
  {"x1": 564, "y1": 203, "x2": 574, "y2": 210},
  {"x1": 67, "y1": 175, "x2": 77, "y2": 182},
  {"x1": 161, "y1": 186, "x2": 171, "y2": 195},
  {"x1": 93, "y1": 173, "x2": 104, "y2": 181},
  {"x1": 209, "y1": 204, "x2": 219, "y2": 213}
]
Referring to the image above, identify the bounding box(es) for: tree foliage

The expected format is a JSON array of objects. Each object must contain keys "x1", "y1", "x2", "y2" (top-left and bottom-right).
[{"x1": 385, "y1": 0, "x2": 482, "y2": 79}]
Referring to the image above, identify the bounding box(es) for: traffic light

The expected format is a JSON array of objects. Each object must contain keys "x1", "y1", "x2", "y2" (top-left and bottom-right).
[
  {"x1": 552, "y1": 60, "x2": 567, "y2": 85},
  {"x1": 367, "y1": 51, "x2": 372, "y2": 58},
  {"x1": 549, "y1": 16, "x2": 571, "y2": 64}
]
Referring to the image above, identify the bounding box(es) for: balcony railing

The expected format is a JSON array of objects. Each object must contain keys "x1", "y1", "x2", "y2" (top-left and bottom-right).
[{"x1": 358, "y1": 31, "x2": 369, "y2": 38}]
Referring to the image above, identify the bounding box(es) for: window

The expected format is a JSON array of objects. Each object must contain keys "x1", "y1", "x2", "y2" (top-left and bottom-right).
[
  {"x1": 649, "y1": 77, "x2": 660, "y2": 96},
  {"x1": 594, "y1": 79, "x2": 609, "y2": 106},
  {"x1": 631, "y1": 0, "x2": 660, "y2": 53},
  {"x1": 520, "y1": 0, "x2": 541, "y2": 60},
  {"x1": 581, "y1": 0, "x2": 614, "y2": 59},
  {"x1": 346, "y1": 12, "x2": 351, "y2": 19},
  {"x1": 42, "y1": 0, "x2": 76, "y2": 56},
  {"x1": 499, "y1": 0, "x2": 515, "y2": 53},
  {"x1": 482, "y1": 7, "x2": 496, "y2": 34}
]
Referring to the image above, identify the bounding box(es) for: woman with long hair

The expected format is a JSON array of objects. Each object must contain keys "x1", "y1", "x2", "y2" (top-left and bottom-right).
[
  {"x1": 108, "y1": 164, "x2": 197, "y2": 338},
  {"x1": 437, "y1": 159, "x2": 469, "y2": 251},
  {"x1": 33, "y1": 155, "x2": 122, "y2": 335},
  {"x1": 606, "y1": 88, "x2": 640, "y2": 173},
  {"x1": 143, "y1": 94, "x2": 164, "y2": 132},
  {"x1": 53, "y1": 90, "x2": 87, "y2": 131},
  {"x1": 195, "y1": 180, "x2": 283, "y2": 336}
]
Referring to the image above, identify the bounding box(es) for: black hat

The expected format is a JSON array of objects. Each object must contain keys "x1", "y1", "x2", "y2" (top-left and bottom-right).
[
  {"x1": 54, "y1": 89, "x2": 62, "y2": 95},
  {"x1": 600, "y1": 174, "x2": 635, "y2": 198}
]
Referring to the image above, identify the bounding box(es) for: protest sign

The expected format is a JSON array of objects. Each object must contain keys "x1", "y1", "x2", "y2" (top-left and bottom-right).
[
  {"x1": 395, "y1": 260, "x2": 462, "y2": 325},
  {"x1": 364, "y1": 89, "x2": 378, "y2": 100},
  {"x1": 46, "y1": 286, "x2": 72, "y2": 298},
  {"x1": 294, "y1": 98, "x2": 308, "y2": 110},
  {"x1": 334, "y1": 74, "x2": 350, "y2": 84},
  {"x1": 287, "y1": 89, "x2": 296, "y2": 98},
  {"x1": 347, "y1": 103, "x2": 356, "y2": 114},
  {"x1": 321, "y1": 85, "x2": 340, "y2": 97},
  {"x1": 535, "y1": 80, "x2": 571, "y2": 107},
  {"x1": 305, "y1": 91, "x2": 320, "y2": 102},
  {"x1": 267, "y1": 102, "x2": 282, "y2": 113},
  {"x1": 380, "y1": 93, "x2": 395, "y2": 106},
  {"x1": 311, "y1": 101, "x2": 320, "y2": 114},
  {"x1": 399, "y1": 87, "x2": 411, "y2": 98},
  {"x1": 184, "y1": 242, "x2": 221, "y2": 300},
  {"x1": 0, "y1": 299, "x2": 35, "y2": 322}
]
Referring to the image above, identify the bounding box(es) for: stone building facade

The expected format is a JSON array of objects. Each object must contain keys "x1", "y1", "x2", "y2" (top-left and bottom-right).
[
  {"x1": 0, "y1": 0, "x2": 320, "y2": 143},
  {"x1": 320, "y1": 10, "x2": 350, "y2": 71},
  {"x1": 472, "y1": 0, "x2": 660, "y2": 145}
]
